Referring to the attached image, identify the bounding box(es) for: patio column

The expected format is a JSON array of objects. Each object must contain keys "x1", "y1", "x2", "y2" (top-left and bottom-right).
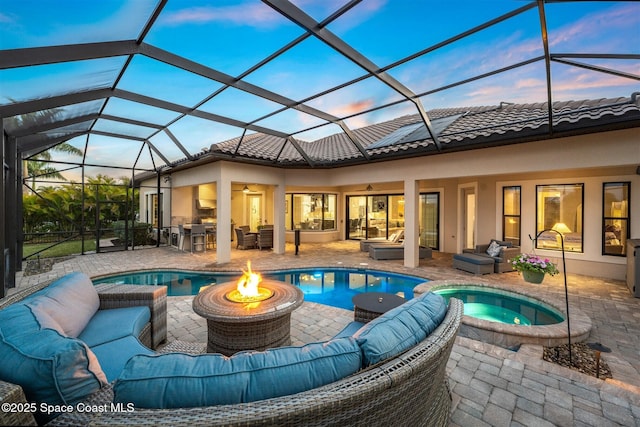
[
  {"x1": 273, "y1": 184, "x2": 286, "y2": 254},
  {"x1": 404, "y1": 179, "x2": 419, "y2": 268},
  {"x1": 216, "y1": 176, "x2": 232, "y2": 264}
]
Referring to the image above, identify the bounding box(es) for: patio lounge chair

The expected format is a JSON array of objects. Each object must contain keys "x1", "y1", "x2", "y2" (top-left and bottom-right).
[
  {"x1": 359, "y1": 230, "x2": 404, "y2": 252},
  {"x1": 368, "y1": 244, "x2": 432, "y2": 260}
]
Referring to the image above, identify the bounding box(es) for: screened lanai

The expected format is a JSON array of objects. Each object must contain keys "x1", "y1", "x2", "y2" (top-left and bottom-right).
[{"x1": 2, "y1": 0, "x2": 639, "y2": 294}]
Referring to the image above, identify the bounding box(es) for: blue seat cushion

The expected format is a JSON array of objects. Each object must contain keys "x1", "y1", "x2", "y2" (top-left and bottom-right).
[
  {"x1": 333, "y1": 321, "x2": 365, "y2": 338},
  {"x1": 91, "y1": 335, "x2": 154, "y2": 382},
  {"x1": 0, "y1": 304, "x2": 107, "y2": 421},
  {"x1": 113, "y1": 337, "x2": 362, "y2": 408},
  {"x1": 79, "y1": 306, "x2": 150, "y2": 347},
  {"x1": 353, "y1": 292, "x2": 447, "y2": 366}
]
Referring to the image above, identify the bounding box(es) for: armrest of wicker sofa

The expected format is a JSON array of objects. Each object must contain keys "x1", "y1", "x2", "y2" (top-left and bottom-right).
[
  {"x1": 0, "y1": 380, "x2": 37, "y2": 426},
  {"x1": 94, "y1": 284, "x2": 167, "y2": 350},
  {"x1": 499, "y1": 246, "x2": 520, "y2": 261}
]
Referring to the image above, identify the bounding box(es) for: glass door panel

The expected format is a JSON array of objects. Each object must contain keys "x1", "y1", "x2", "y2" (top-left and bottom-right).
[{"x1": 419, "y1": 193, "x2": 439, "y2": 250}]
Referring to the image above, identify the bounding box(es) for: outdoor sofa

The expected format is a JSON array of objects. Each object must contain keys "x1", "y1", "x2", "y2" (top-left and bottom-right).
[
  {"x1": 458, "y1": 239, "x2": 521, "y2": 273},
  {"x1": 1, "y1": 271, "x2": 462, "y2": 427}
]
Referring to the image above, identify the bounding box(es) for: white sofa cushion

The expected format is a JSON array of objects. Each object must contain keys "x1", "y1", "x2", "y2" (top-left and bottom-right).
[{"x1": 25, "y1": 272, "x2": 99, "y2": 338}]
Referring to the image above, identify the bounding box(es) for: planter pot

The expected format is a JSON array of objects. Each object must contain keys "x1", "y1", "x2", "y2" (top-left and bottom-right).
[{"x1": 522, "y1": 270, "x2": 545, "y2": 284}]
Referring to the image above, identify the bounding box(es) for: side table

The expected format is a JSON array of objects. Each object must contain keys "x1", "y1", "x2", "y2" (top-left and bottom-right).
[{"x1": 352, "y1": 292, "x2": 406, "y2": 323}]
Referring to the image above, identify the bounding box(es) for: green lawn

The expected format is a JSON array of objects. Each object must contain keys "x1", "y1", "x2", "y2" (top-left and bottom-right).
[{"x1": 23, "y1": 239, "x2": 97, "y2": 258}]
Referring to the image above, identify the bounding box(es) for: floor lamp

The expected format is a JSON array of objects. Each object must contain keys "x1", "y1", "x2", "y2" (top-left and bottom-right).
[{"x1": 531, "y1": 229, "x2": 572, "y2": 366}]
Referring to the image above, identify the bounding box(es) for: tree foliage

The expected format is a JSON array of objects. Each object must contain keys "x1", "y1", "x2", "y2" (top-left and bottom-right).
[{"x1": 23, "y1": 175, "x2": 138, "y2": 235}]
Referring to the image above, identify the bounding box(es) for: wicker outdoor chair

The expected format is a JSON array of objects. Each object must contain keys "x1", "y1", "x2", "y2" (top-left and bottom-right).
[
  {"x1": 235, "y1": 227, "x2": 257, "y2": 249},
  {"x1": 257, "y1": 227, "x2": 273, "y2": 250}
]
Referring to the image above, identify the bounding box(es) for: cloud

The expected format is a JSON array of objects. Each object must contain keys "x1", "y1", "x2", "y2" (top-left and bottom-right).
[
  {"x1": 548, "y1": 3, "x2": 640, "y2": 50},
  {"x1": 329, "y1": 99, "x2": 375, "y2": 117},
  {"x1": 160, "y1": 3, "x2": 282, "y2": 28},
  {"x1": 0, "y1": 12, "x2": 15, "y2": 24}
]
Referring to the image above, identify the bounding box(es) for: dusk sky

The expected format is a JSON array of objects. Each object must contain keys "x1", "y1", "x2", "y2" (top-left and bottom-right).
[{"x1": 1, "y1": 1, "x2": 638, "y2": 180}]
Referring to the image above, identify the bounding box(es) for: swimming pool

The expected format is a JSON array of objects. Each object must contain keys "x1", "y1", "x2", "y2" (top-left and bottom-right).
[
  {"x1": 93, "y1": 268, "x2": 427, "y2": 311},
  {"x1": 433, "y1": 286, "x2": 564, "y2": 326},
  {"x1": 415, "y1": 280, "x2": 592, "y2": 349}
]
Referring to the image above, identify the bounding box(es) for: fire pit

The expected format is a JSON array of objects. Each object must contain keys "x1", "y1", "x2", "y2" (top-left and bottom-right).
[{"x1": 192, "y1": 263, "x2": 304, "y2": 355}]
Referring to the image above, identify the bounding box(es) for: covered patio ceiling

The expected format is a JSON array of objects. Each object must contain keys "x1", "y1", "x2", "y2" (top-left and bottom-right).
[{"x1": 1, "y1": 0, "x2": 639, "y2": 177}]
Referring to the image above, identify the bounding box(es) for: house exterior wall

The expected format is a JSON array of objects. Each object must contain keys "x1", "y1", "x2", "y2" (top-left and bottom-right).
[{"x1": 142, "y1": 127, "x2": 639, "y2": 280}]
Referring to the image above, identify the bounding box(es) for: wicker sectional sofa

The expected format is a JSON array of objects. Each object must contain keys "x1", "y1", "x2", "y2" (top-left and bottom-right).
[{"x1": 1, "y1": 273, "x2": 462, "y2": 427}]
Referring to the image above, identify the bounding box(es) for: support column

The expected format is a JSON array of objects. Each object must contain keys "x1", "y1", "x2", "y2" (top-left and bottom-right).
[
  {"x1": 273, "y1": 184, "x2": 286, "y2": 254},
  {"x1": 404, "y1": 179, "x2": 419, "y2": 268},
  {"x1": 216, "y1": 176, "x2": 232, "y2": 264}
]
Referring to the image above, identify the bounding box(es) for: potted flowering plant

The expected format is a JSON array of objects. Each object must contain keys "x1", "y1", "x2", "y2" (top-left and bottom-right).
[{"x1": 510, "y1": 253, "x2": 559, "y2": 284}]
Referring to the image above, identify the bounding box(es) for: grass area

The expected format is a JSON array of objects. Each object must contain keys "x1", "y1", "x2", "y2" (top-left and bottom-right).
[{"x1": 23, "y1": 239, "x2": 97, "y2": 259}]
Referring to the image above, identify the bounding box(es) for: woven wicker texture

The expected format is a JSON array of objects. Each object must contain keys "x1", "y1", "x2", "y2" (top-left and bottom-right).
[
  {"x1": 0, "y1": 279, "x2": 167, "y2": 426},
  {"x1": 86, "y1": 299, "x2": 462, "y2": 427},
  {"x1": 95, "y1": 284, "x2": 167, "y2": 349},
  {"x1": 193, "y1": 280, "x2": 303, "y2": 355},
  {"x1": 0, "y1": 381, "x2": 37, "y2": 426}
]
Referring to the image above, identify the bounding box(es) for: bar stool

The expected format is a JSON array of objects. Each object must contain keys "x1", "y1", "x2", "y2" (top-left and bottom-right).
[
  {"x1": 190, "y1": 224, "x2": 207, "y2": 253},
  {"x1": 178, "y1": 224, "x2": 190, "y2": 251},
  {"x1": 202, "y1": 223, "x2": 216, "y2": 249}
]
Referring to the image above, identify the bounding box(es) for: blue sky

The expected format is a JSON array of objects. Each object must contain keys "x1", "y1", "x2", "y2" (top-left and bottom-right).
[{"x1": 1, "y1": 0, "x2": 638, "y2": 179}]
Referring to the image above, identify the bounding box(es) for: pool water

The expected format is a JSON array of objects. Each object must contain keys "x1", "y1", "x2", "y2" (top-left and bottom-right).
[
  {"x1": 93, "y1": 269, "x2": 426, "y2": 311},
  {"x1": 433, "y1": 286, "x2": 564, "y2": 326}
]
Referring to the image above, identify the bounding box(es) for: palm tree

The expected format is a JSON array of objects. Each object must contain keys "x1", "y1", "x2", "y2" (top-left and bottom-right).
[{"x1": 3, "y1": 102, "x2": 85, "y2": 189}]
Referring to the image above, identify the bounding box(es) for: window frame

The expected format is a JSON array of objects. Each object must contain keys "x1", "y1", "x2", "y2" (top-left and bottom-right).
[
  {"x1": 285, "y1": 193, "x2": 337, "y2": 231},
  {"x1": 502, "y1": 186, "x2": 521, "y2": 247},
  {"x1": 602, "y1": 181, "x2": 630, "y2": 257},
  {"x1": 535, "y1": 183, "x2": 584, "y2": 252}
]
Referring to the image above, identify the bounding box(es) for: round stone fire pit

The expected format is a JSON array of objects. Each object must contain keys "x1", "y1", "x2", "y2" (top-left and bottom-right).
[{"x1": 192, "y1": 279, "x2": 304, "y2": 355}]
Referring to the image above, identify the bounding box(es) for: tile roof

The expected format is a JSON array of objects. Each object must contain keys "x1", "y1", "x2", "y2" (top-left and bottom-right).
[{"x1": 198, "y1": 95, "x2": 639, "y2": 168}]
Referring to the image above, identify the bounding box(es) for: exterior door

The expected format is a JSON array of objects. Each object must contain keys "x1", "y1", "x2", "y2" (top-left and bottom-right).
[
  {"x1": 247, "y1": 194, "x2": 262, "y2": 231},
  {"x1": 347, "y1": 196, "x2": 367, "y2": 239}
]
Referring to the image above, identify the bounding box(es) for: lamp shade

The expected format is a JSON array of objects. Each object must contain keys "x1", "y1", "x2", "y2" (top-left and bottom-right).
[
  {"x1": 242, "y1": 185, "x2": 250, "y2": 193},
  {"x1": 552, "y1": 222, "x2": 572, "y2": 234}
]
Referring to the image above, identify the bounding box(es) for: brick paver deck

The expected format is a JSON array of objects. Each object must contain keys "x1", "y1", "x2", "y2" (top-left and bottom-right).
[{"x1": 13, "y1": 242, "x2": 640, "y2": 425}]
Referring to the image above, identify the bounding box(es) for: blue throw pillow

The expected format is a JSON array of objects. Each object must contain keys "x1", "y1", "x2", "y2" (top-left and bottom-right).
[
  {"x1": 0, "y1": 305, "x2": 107, "y2": 409},
  {"x1": 113, "y1": 337, "x2": 362, "y2": 408},
  {"x1": 353, "y1": 292, "x2": 447, "y2": 366}
]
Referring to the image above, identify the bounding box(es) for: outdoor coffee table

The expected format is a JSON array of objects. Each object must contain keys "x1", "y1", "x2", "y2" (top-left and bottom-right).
[
  {"x1": 352, "y1": 292, "x2": 406, "y2": 323},
  {"x1": 192, "y1": 280, "x2": 304, "y2": 355}
]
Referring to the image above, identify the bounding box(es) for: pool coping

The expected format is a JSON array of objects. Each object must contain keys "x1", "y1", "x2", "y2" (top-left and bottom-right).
[{"x1": 414, "y1": 280, "x2": 592, "y2": 349}]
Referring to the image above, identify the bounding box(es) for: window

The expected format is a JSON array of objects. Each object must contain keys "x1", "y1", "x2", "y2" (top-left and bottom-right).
[
  {"x1": 536, "y1": 184, "x2": 584, "y2": 252},
  {"x1": 286, "y1": 193, "x2": 336, "y2": 231},
  {"x1": 603, "y1": 182, "x2": 630, "y2": 256},
  {"x1": 503, "y1": 186, "x2": 521, "y2": 246},
  {"x1": 346, "y1": 194, "x2": 405, "y2": 240}
]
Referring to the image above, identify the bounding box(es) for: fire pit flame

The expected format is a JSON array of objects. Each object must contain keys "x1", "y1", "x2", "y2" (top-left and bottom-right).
[{"x1": 226, "y1": 261, "x2": 273, "y2": 303}]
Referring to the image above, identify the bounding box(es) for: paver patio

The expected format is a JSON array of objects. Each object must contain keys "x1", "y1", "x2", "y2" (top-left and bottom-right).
[{"x1": 13, "y1": 241, "x2": 640, "y2": 425}]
